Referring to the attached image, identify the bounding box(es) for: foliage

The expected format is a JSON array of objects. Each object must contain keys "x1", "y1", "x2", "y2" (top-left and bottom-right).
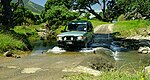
[
  {"x1": 109, "y1": 0, "x2": 150, "y2": 20},
  {"x1": 64, "y1": 70, "x2": 149, "y2": 80},
  {"x1": 1, "y1": 0, "x2": 41, "y2": 30},
  {"x1": 14, "y1": 25, "x2": 41, "y2": 45},
  {"x1": 45, "y1": 0, "x2": 72, "y2": 10},
  {"x1": 75, "y1": 0, "x2": 104, "y2": 20},
  {"x1": 43, "y1": 0, "x2": 79, "y2": 29},
  {"x1": 0, "y1": 33, "x2": 26, "y2": 53},
  {"x1": 12, "y1": 5, "x2": 37, "y2": 26},
  {"x1": 84, "y1": 12, "x2": 91, "y2": 19}
]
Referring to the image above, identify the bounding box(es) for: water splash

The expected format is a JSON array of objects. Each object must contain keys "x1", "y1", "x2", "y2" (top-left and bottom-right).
[
  {"x1": 112, "y1": 51, "x2": 121, "y2": 61},
  {"x1": 47, "y1": 46, "x2": 66, "y2": 53}
]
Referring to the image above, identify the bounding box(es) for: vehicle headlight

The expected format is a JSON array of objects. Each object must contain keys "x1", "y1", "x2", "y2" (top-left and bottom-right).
[
  {"x1": 58, "y1": 37, "x2": 63, "y2": 41},
  {"x1": 77, "y1": 36, "x2": 85, "y2": 40}
]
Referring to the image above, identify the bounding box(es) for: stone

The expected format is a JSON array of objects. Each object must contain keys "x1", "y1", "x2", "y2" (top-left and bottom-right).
[
  {"x1": 62, "y1": 65, "x2": 102, "y2": 76},
  {"x1": 3, "y1": 51, "x2": 13, "y2": 57},
  {"x1": 138, "y1": 47, "x2": 150, "y2": 54},
  {"x1": 144, "y1": 66, "x2": 150, "y2": 75}
]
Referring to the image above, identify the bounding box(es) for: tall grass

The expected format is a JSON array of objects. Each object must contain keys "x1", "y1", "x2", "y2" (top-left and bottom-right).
[
  {"x1": 0, "y1": 33, "x2": 26, "y2": 53},
  {"x1": 14, "y1": 25, "x2": 42, "y2": 46},
  {"x1": 64, "y1": 70, "x2": 149, "y2": 80}
]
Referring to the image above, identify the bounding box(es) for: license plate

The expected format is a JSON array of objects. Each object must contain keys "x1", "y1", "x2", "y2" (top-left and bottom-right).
[{"x1": 67, "y1": 42, "x2": 72, "y2": 44}]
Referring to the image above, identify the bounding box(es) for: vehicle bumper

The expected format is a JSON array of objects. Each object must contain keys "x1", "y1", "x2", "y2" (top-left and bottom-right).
[{"x1": 57, "y1": 40, "x2": 85, "y2": 48}]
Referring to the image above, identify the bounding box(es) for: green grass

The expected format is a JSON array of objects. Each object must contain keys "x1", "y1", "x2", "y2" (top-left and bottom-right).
[
  {"x1": 0, "y1": 33, "x2": 26, "y2": 53},
  {"x1": 64, "y1": 71, "x2": 149, "y2": 80},
  {"x1": 14, "y1": 24, "x2": 43, "y2": 46},
  {"x1": 55, "y1": 26, "x2": 66, "y2": 34},
  {"x1": 89, "y1": 19, "x2": 108, "y2": 28},
  {"x1": 14, "y1": 24, "x2": 43, "y2": 35},
  {"x1": 79, "y1": 18, "x2": 109, "y2": 28},
  {"x1": 114, "y1": 20, "x2": 150, "y2": 37}
]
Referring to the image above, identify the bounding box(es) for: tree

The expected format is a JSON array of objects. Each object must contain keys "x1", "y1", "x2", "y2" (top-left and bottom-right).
[
  {"x1": 43, "y1": 0, "x2": 79, "y2": 28},
  {"x1": 1, "y1": 0, "x2": 13, "y2": 29},
  {"x1": 1, "y1": 0, "x2": 24, "y2": 30},
  {"x1": 75, "y1": 0, "x2": 103, "y2": 20},
  {"x1": 45, "y1": 0, "x2": 72, "y2": 11},
  {"x1": 45, "y1": 5, "x2": 79, "y2": 29},
  {"x1": 12, "y1": 6, "x2": 36, "y2": 26},
  {"x1": 109, "y1": 0, "x2": 150, "y2": 20}
]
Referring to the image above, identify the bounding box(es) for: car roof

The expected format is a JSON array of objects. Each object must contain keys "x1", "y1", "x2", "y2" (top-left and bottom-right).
[{"x1": 68, "y1": 20, "x2": 91, "y2": 25}]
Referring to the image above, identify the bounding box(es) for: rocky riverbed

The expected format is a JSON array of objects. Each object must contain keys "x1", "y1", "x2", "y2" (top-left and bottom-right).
[{"x1": 126, "y1": 35, "x2": 150, "y2": 54}]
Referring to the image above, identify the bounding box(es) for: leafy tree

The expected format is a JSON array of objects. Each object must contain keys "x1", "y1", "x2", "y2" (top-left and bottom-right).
[
  {"x1": 12, "y1": 6, "x2": 36, "y2": 26},
  {"x1": 108, "y1": 0, "x2": 150, "y2": 20},
  {"x1": 75, "y1": 0, "x2": 103, "y2": 20},
  {"x1": 1, "y1": 0, "x2": 25, "y2": 30},
  {"x1": 45, "y1": 5, "x2": 79, "y2": 29},
  {"x1": 43, "y1": 0, "x2": 79, "y2": 29},
  {"x1": 45, "y1": 0, "x2": 72, "y2": 10},
  {"x1": 1, "y1": 0, "x2": 13, "y2": 29},
  {"x1": 0, "y1": 2, "x2": 2, "y2": 26}
]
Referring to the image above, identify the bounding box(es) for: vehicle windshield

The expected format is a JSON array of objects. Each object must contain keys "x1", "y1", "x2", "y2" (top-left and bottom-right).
[{"x1": 68, "y1": 24, "x2": 87, "y2": 31}]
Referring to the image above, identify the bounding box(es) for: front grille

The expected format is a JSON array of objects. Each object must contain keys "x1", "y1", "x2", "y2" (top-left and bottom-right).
[{"x1": 63, "y1": 36, "x2": 77, "y2": 41}]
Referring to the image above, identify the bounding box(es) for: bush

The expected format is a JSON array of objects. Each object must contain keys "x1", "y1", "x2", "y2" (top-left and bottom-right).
[{"x1": 0, "y1": 33, "x2": 26, "y2": 53}]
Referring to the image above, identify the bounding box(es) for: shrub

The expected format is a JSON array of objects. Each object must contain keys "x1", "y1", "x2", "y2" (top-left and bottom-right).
[{"x1": 0, "y1": 33, "x2": 26, "y2": 53}]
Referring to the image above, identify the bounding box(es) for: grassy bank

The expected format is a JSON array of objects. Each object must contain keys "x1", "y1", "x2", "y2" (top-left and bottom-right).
[
  {"x1": 0, "y1": 24, "x2": 44, "y2": 54},
  {"x1": 89, "y1": 19, "x2": 108, "y2": 28},
  {"x1": 14, "y1": 24, "x2": 42, "y2": 46},
  {"x1": 113, "y1": 20, "x2": 150, "y2": 37},
  {"x1": 0, "y1": 33, "x2": 26, "y2": 53},
  {"x1": 64, "y1": 70, "x2": 149, "y2": 80}
]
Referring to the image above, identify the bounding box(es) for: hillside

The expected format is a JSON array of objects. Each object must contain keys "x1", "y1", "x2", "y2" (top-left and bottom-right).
[{"x1": 12, "y1": 0, "x2": 44, "y2": 14}]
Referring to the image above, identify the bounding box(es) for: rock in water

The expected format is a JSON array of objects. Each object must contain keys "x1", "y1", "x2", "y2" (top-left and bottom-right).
[
  {"x1": 138, "y1": 47, "x2": 150, "y2": 54},
  {"x1": 3, "y1": 51, "x2": 13, "y2": 57}
]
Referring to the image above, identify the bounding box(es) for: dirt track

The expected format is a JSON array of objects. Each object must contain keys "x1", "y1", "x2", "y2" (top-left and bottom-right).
[{"x1": 0, "y1": 24, "x2": 114, "y2": 80}]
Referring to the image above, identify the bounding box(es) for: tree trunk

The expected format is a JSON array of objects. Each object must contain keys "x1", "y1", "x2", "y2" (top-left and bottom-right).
[
  {"x1": 85, "y1": 6, "x2": 103, "y2": 20},
  {"x1": 102, "y1": 0, "x2": 106, "y2": 19},
  {"x1": 1, "y1": 0, "x2": 12, "y2": 30}
]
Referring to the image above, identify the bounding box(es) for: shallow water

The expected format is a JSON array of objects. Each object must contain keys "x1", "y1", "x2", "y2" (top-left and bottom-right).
[
  {"x1": 114, "y1": 51, "x2": 150, "y2": 71},
  {"x1": 32, "y1": 40, "x2": 150, "y2": 71}
]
